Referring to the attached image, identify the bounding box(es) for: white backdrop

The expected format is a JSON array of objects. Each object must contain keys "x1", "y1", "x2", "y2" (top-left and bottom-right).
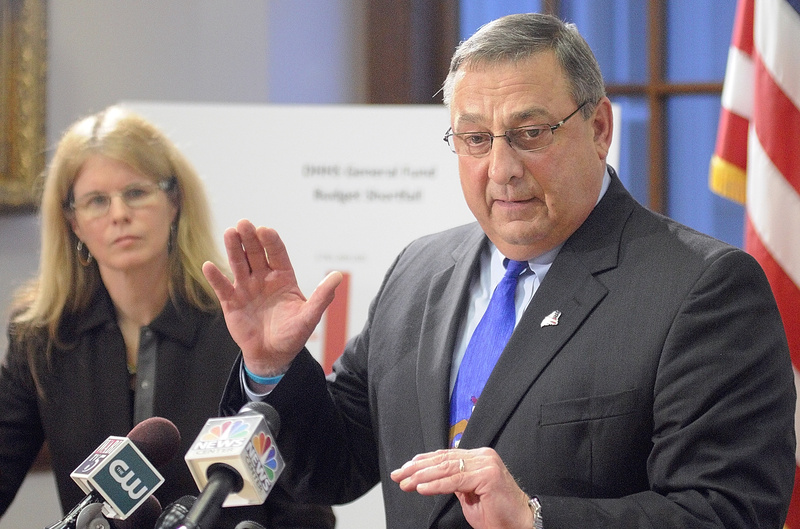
[{"x1": 126, "y1": 103, "x2": 476, "y2": 360}]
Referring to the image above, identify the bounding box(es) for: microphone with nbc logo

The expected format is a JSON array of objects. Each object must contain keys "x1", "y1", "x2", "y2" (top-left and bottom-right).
[{"x1": 183, "y1": 401, "x2": 285, "y2": 525}]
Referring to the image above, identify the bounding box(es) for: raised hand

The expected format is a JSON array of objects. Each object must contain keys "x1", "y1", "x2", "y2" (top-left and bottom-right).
[{"x1": 202, "y1": 219, "x2": 342, "y2": 375}]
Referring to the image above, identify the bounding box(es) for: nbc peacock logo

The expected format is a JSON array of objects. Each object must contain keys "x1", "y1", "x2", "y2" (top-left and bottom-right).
[
  {"x1": 201, "y1": 419, "x2": 250, "y2": 441},
  {"x1": 193, "y1": 420, "x2": 251, "y2": 451},
  {"x1": 251, "y1": 432, "x2": 280, "y2": 480}
]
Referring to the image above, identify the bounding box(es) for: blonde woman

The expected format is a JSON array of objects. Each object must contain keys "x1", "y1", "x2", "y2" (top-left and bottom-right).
[{"x1": 0, "y1": 106, "x2": 334, "y2": 529}]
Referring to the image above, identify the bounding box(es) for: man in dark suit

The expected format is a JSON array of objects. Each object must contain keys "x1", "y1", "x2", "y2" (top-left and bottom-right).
[{"x1": 203, "y1": 13, "x2": 795, "y2": 529}]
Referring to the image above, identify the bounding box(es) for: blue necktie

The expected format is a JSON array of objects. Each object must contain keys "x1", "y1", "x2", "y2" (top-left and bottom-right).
[{"x1": 449, "y1": 259, "x2": 528, "y2": 448}]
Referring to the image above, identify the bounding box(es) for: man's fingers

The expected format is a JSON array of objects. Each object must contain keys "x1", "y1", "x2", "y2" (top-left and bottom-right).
[
  {"x1": 254, "y1": 225, "x2": 293, "y2": 272},
  {"x1": 405, "y1": 460, "x2": 467, "y2": 495},
  {"x1": 223, "y1": 226, "x2": 253, "y2": 279},
  {"x1": 202, "y1": 261, "x2": 234, "y2": 300},
  {"x1": 391, "y1": 450, "x2": 469, "y2": 494},
  {"x1": 237, "y1": 219, "x2": 271, "y2": 275},
  {"x1": 309, "y1": 271, "x2": 343, "y2": 309}
]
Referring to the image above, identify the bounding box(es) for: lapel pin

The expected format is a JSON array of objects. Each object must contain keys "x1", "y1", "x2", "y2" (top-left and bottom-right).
[{"x1": 540, "y1": 310, "x2": 561, "y2": 327}]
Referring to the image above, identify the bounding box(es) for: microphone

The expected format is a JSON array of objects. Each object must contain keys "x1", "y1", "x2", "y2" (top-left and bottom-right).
[
  {"x1": 75, "y1": 503, "x2": 108, "y2": 529},
  {"x1": 47, "y1": 417, "x2": 180, "y2": 529},
  {"x1": 75, "y1": 496, "x2": 163, "y2": 529},
  {"x1": 154, "y1": 495, "x2": 196, "y2": 529},
  {"x1": 233, "y1": 522, "x2": 267, "y2": 529},
  {"x1": 181, "y1": 402, "x2": 285, "y2": 529},
  {"x1": 111, "y1": 495, "x2": 162, "y2": 529}
]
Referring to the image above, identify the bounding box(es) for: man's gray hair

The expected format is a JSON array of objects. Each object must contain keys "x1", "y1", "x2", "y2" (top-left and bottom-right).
[{"x1": 442, "y1": 13, "x2": 606, "y2": 118}]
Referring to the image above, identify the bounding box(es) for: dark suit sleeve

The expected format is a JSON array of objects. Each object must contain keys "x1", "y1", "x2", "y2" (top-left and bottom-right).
[
  {"x1": 220, "y1": 347, "x2": 380, "y2": 506},
  {"x1": 538, "y1": 249, "x2": 796, "y2": 528}
]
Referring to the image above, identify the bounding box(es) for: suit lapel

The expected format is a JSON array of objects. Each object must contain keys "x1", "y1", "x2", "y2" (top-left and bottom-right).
[
  {"x1": 456, "y1": 172, "x2": 635, "y2": 450},
  {"x1": 458, "y1": 250, "x2": 609, "y2": 449},
  {"x1": 416, "y1": 225, "x2": 487, "y2": 453},
  {"x1": 426, "y1": 172, "x2": 636, "y2": 526},
  {"x1": 425, "y1": 244, "x2": 615, "y2": 527}
]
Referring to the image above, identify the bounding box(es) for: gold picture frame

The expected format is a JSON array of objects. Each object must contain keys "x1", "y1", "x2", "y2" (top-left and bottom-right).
[{"x1": 1, "y1": 0, "x2": 46, "y2": 212}]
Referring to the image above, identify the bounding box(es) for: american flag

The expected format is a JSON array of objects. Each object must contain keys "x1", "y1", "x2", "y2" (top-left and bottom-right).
[{"x1": 709, "y1": 0, "x2": 800, "y2": 526}]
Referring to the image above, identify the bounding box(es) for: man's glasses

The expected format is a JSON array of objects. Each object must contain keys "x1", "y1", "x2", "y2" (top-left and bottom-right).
[
  {"x1": 443, "y1": 102, "x2": 588, "y2": 157},
  {"x1": 69, "y1": 179, "x2": 175, "y2": 219}
]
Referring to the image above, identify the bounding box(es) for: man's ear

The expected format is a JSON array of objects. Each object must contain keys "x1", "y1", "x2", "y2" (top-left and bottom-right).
[{"x1": 591, "y1": 97, "x2": 614, "y2": 160}]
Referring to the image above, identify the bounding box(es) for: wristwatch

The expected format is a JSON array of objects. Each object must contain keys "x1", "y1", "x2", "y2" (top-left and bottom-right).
[{"x1": 528, "y1": 496, "x2": 543, "y2": 529}]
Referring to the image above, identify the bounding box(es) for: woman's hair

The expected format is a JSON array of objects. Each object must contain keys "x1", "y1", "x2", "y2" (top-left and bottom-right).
[
  {"x1": 441, "y1": 13, "x2": 606, "y2": 118},
  {"x1": 11, "y1": 105, "x2": 229, "y2": 349}
]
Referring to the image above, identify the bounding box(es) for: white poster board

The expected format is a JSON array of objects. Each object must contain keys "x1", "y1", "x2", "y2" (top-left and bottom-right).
[
  {"x1": 126, "y1": 102, "x2": 473, "y2": 355},
  {"x1": 124, "y1": 101, "x2": 620, "y2": 528}
]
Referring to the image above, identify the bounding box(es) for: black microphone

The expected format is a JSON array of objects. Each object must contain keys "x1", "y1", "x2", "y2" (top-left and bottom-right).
[
  {"x1": 110, "y1": 495, "x2": 162, "y2": 529},
  {"x1": 180, "y1": 402, "x2": 285, "y2": 529},
  {"x1": 46, "y1": 494, "x2": 103, "y2": 529},
  {"x1": 77, "y1": 496, "x2": 162, "y2": 529},
  {"x1": 153, "y1": 495, "x2": 196, "y2": 529},
  {"x1": 46, "y1": 417, "x2": 180, "y2": 529}
]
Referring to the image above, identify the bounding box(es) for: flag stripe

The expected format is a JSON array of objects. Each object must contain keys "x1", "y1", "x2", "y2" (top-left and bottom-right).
[
  {"x1": 754, "y1": 0, "x2": 800, "y2": 110},
  {"x1": 713, "y1": 108, "x2": 749, "y2": 170},
  {"x1": 708, "y1": 0, "x2": 755, "y2": 204},
  {"x1": 720, "y1": 47, "x2": 754, "y2": 120},
  {"x1": 745, "y1": 217, "x2": 800, "y2": 361},
  {"x1": 749, "y1": 3, "x2": 800, "y2": 526},
  {"x1": 752, "y1": 53, "x2": 800, "y2": 196},
  {"x1": 732, "y1": 0, "x2": 755, "y2": 56},
  {"x1": 746, "y1": 127, "x2": 800, "y2": 288}
]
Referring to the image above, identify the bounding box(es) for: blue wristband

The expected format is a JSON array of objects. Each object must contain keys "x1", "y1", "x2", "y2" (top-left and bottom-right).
[{"x1": 244, "y1": 364, "x2": 285, "y2": 385}]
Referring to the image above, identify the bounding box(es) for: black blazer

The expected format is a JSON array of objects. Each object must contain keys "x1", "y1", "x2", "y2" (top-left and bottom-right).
[
  {"x1": 0, "y1": 288, "x2": 334, "y2": 529},
  {"x1": 223, "y1": 169, "x2": 795, "y2": 528}
]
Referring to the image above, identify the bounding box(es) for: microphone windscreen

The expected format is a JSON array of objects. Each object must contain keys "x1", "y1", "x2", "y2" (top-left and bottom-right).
[
  {"x1": 75, "y1": 502, "x2": 107, "y2": 529},
  {"x1": 154, "y1": 495, "x2": 196, "y2": 529},
  {"x1": 111, "y1": 495, "x2": 162, "y2": 529},
  {"x1": 127, "y1": 416, "x2": 181, "y2": 468},
  {"x1": 238, "y1": 401, "x2": 281, "y2": 436},
  {"x1": 234, "y1": 521, "x2": 268, "y2": 529}
]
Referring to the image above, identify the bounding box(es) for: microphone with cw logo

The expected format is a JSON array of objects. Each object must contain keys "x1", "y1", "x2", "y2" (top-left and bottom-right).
[{"x1": 48, "y1": 416, "x2": 180, "y2": 528}]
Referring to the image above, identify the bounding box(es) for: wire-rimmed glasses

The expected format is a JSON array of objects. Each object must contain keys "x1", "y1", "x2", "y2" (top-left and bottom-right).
[
  {"x1": 443, "y1": 102, "x2": 588, "y2": 157},
  {"x1": 69, "y1": 178, "x2": 175, "y2": 219}
]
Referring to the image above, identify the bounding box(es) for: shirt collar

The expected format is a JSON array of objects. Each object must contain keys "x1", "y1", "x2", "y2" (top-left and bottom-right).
[{"x1": 69, "y1": 285, "x2": 202, "y2": 347}]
